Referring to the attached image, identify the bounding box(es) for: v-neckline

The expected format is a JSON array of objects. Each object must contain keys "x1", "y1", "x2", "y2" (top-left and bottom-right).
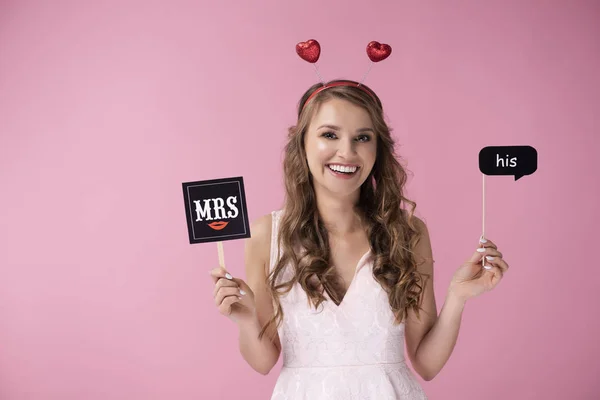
[{"x1": 327, "y1": 249, "x2": 372, "y2": 309}]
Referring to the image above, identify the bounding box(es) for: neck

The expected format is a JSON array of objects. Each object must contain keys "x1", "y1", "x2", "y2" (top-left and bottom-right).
[{"x1": 314, "y1": 189, "x2": 363, "y2": 236}]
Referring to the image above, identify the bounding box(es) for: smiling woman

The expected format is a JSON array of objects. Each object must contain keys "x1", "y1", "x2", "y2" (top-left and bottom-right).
[
  {"x1": 224, "y1": 79, "x2": 432, "y2": 399},
  {"x1": 209, "y1": 78, "x2": 509, "y2": 400}
]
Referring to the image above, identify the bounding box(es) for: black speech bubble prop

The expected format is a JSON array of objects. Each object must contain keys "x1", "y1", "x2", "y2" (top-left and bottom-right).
[{"x1": 479, "y1": 145, "x2": 538, "y2": 181}]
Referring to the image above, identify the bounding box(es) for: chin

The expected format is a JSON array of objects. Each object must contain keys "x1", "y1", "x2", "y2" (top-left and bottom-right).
[{"x1": 325, "y1": 178, "x2": 367, "y2": 197}]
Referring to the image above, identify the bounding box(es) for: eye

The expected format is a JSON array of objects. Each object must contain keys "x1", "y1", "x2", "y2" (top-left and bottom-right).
[
  {"x1": 356, "y1": 135, "x2": 371, "y2": 142},
  {"x1": 321, "y1": 131, "x2": 337, "y2": 139}
]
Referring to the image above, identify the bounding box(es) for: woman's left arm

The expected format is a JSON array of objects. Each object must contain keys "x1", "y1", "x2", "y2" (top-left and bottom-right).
[{"x1": 404, "y1": 218, "x2": 509, "y2": 381}]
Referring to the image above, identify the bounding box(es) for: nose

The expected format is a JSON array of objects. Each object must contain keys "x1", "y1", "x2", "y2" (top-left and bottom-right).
[{"x1": 336, "y1": 136, "x2": 357, "y2": 158}]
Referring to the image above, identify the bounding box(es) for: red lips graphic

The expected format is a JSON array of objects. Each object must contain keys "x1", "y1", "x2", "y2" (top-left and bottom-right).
[{"x1": 208, "y1": 221, "x2": 229, "y2": 231}]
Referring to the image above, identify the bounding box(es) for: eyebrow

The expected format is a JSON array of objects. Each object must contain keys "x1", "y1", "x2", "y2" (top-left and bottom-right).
[{"x1": 316, "y1": 124, "x2": 374, "y2": 133}]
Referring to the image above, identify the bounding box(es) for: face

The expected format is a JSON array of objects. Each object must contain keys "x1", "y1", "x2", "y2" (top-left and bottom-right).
[{"x1": 304, "y1": 98, "x2": 377, "y2": 198}]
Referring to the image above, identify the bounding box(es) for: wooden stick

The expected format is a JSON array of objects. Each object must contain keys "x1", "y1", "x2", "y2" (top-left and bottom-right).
[
  {"x1": 217, "y1": 241, "x2": 225, "y2": 269},
  {"x1": 482, "y1": 173, "x2": 486, "y2": 266}
]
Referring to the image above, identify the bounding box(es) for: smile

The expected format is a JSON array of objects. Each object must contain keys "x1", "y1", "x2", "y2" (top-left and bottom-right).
[{"x1": 326, "y1": 164, "x2": 360, "y2": 178}]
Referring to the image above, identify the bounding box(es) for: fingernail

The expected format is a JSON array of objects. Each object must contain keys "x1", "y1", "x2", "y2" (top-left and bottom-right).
[
  {"x1": 477, "y1": 248, "x2": 486, "y2": 253},
  {"x1": 484, "y1": 265, "x2": 492, "y2": 270},
  {"x1": 225, "y1": 273, "x2": 233, "y2": 280},
  {"x1": 239, "y1": 290, "x2": 246, "y2": 295},
  {"x1": 485, "y1": 256, "x2": 495, "y2": 260},
  {"x1": 480, "y1": 237, "x2": 488, "y2": 243}
]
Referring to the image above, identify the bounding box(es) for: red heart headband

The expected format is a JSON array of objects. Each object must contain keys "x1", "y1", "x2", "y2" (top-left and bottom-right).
[{"x1": 296, "y1": 39, "x2": 392, "y2": 111}]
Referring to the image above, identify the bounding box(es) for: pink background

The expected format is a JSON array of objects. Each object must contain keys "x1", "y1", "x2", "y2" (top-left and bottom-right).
[{"x1": 1, "y1": 1, "x2": 599, "y2": 399}]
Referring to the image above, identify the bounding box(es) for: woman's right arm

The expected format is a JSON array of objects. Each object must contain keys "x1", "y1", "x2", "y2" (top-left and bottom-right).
[{"x1": 238, "y1": 213, "x2": 282, "y2": 375}]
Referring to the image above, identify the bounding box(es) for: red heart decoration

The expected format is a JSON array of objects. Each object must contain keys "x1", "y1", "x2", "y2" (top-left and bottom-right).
[
  {"x1": 296, "y1": 39, "x2": 321, "y2": 63},
  {"x1": 366, "y1": 41, "x2": 392, "y2": 62}
]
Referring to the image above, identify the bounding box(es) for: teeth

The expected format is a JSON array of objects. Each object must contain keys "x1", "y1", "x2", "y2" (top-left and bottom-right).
[{"x1": 328, "y1": 164, "x2": 358, "y2": 173}]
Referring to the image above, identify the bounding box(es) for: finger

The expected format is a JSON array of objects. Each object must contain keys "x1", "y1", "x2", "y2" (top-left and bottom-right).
[
  {"x1": 230, "y1": 277, "x2": 250, "y2": 292},
  {"x1": 218, "y1": 295, "x2": 242, "y2": 316},
  {"x1": 482, "y1": 248, "x2": 503, "y2": 258},
  {"x1": 470, "y1": 246, "x2": 492, "y2": 263},
  {"x1": 215, "y1": 286, "x2": 245, "y2": 306},
  {"x1": 209, "y1": 267, "x2": 234, "y2": 284},
  {"x1": 213, "y1": 278, "x2": 239, "y2": 298},
  {"x1": 479, "y1": 237, "x2": 498, "y2": 250},
  {"x1": 487, "y1": 256, "x2": 509, "y2": 273},
  {"x1": 483, "y1": 264, "x2": 503, "y2": 283},
  {"x1": 470, "y1": 246, "x2": 503, "y2": 263},
  {"x1": 483, "y1": 254, "x2": 508, "y2": 270}
]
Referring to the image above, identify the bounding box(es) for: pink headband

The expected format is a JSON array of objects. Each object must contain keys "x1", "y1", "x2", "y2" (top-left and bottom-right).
[{"x1": 302, "y1": 81, "x2": 378, "y2": 111}]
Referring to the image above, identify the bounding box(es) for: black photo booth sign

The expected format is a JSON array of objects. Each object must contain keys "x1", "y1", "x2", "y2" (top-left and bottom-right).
[{"x1": 182, "y1": 177, "x2": 251, "y2": 244}]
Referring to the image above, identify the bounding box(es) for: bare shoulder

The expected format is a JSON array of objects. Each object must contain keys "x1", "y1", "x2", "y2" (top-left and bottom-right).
[
  {"x1": 410, "y1": 215, "x2": 434, "y2": 268},
  {"x1": 410, "y1": 214, "x2": 427, "y2": 233}
]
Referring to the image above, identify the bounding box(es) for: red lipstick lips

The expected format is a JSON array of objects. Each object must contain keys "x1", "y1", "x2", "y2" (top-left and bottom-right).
[{"x1": 208, "y1": 221, "x2": 229, "y2": 230}]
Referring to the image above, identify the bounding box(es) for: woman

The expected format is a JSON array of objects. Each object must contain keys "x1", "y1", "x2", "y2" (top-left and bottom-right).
[{"x1": 209, "y1": 79, "x2": 509, "y2": 399}]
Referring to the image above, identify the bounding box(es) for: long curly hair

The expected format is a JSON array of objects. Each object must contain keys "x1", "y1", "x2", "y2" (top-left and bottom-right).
[{"x1": 258, "y1": 79, "x2": 429, "y2": 341}]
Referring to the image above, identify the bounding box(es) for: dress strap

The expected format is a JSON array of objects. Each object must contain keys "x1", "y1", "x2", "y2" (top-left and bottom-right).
[{"x1": 269, "y1": 210, "x2": 282, "y2": 273}]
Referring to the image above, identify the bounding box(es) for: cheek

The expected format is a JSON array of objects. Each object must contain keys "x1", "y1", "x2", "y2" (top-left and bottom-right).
[
  {"x1": 305, "y1": 141, "x2": 327, "y2": 170},
  {"x1": 310, "y1": 140, "x2": 335, "y2": 163},
  {"x1": 315, "y1": 140, "x2": 334, "y2": 155},
  {"x1": 361, "y1": 143, "x2": 377, "y2": 164}
]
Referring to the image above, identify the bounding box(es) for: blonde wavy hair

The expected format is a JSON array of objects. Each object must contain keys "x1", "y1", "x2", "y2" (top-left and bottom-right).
[{"x1": 259, "y1": 79, "x2": 429, "y2": 341}]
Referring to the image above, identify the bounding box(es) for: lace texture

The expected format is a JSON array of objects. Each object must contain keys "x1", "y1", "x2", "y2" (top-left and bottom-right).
[{"x1": 269, "y1": 210, "x2": 428, "y2": 400}]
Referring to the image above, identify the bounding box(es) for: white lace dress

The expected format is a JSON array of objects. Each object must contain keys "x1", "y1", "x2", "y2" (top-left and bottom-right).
[{"x1": 269, "y1": 210, "x2": 428, "y2": 400}]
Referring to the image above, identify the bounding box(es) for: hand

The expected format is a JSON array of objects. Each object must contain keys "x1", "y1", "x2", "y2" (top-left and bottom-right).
[
  {"x1": 449, "y1": 237, "x2": 510, "y2": 302},
  {"x1": 209, "y1": 267, "x2": 257, "y2": 325}
]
